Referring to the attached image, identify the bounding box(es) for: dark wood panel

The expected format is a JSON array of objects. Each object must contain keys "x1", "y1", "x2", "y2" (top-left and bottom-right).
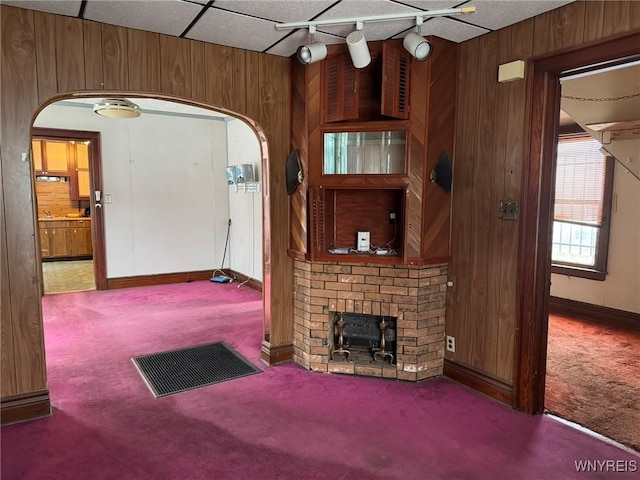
[
  {"x1": 190, "y1": 40, "x2": 207, "y2": 102},
  {"x1": 406, "y1": 54, "x2": 427, "y2": 259},
  {"x1": 549, "y1": 297, "x2": 640, "y2": 332},
  {"x1": 248, "y1": 53, "x2": 293, "y2": 350},
  {"x1": 102, "y1": 24, "x2": 128, "y2": 90},
  {"x1": 204, "y1": 44, "x2": 246, "y2": 113},
  {"x1": 547, "y1": 1, "x2": 586, "y2": 52},
  {"x1": 483, "y1": 27, "x2": 511, "y2": 378},
  {"x1": 603, "y1": 1, "x2": 640, "y2": 37},
  {"x1": 127, "y1": 29, "x2": 160, "y2": 92},
  {"x1": 446, "y1": 39, "x2": 478, "y2": 367},
  {"x1": 83, "y1": 20, "x2": 103, "y2": 90},
  {"x1": 583, "y1": 0, "x2": 605, "y2": 43},
  {"x1": 160, "y1": 35, "x2": 191, "y2": 98},
  {"x1": 467, "y1": 33, "x2": 497, "y2": 371},
  {"x1": 0, "y1": 150, "x2": 17, "y2": 397},
  {"x1": 33, "y1": 12, "x2": 57, "y2": 103},
  {"x1": 497, "y1": 18, "x2": 533, "y2": 383},
  {"x1": 532, "y1": 9, "x2": 550, "y2": 57},
  {"x1": 0, "y1": 5, "x2": 47, "y2": 395},
  {"x1": 329, "y1": 189, "x2": 403, "y2": 249},
  {"x1": 289, "y1": 60, "x2": 309, "y2": 254},
  {"x1": 422, "y1": 37, "x2": 456, "y2": 261},
  {"x1": 55, "y1": 15, "x2": 85, "y2": 92}
]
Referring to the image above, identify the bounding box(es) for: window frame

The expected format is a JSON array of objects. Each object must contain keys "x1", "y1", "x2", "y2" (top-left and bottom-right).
[{"x1": 551, "y1": 124, "x2": 614, "y2": 281}]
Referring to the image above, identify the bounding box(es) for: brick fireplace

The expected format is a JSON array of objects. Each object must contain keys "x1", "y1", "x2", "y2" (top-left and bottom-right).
[{"x1": 292, "y1": 260, "x2": 448, "y2": 381}]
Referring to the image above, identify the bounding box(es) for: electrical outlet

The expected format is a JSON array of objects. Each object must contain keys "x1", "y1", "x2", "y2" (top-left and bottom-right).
[
  {"x1": 389, "y1": 211, "x2": 396, "y2": 223},
  {"x1": 446, "y1": 335, "x2": 456, "y2": 353}
]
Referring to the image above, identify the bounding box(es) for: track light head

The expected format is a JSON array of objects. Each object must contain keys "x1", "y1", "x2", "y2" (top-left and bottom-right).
[
  {"x1": 403, "y1": 32, "x2": 432, "y2": 62},
  {"x1": 296, "y1": 42, "x2": 327, "y2": 65},
  {"x1": 346, "y1": 30, "x2": 371, "y2": 69}
]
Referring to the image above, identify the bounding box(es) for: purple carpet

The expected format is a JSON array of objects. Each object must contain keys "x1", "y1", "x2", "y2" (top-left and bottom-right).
[{"x1": 2, "y1": 281, "x2": 638, "y2": 479}]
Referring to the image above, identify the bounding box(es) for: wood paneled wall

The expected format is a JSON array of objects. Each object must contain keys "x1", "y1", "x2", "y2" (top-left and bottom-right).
[
  {"x1": 446, "y1": 0, "x2": 640, "y2": 392},
  {"x1": 0, "y1": 5, "x2": 291, "y2": 406}
]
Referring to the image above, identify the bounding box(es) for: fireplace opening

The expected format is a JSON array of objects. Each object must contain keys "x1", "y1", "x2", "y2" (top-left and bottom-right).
[{"x1": 330, "y1": 312, "x2": 397, "y2": 367}]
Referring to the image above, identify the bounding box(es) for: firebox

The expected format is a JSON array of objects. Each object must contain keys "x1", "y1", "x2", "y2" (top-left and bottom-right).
[{"x1": 330, "y1": 312, "x2": 397, "y2": 367}]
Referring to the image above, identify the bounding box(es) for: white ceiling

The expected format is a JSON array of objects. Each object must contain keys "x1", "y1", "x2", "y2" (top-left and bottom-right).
[{"x1": 2, "y1": 0, "x2": 575, "y2": 56}]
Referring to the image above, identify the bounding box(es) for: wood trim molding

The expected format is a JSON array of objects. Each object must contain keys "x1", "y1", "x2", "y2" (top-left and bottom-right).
[
  {"x1": 1, "y1": 390, "x2": 51, "y2": 425},
  {"x1": 106, "y1": 270, "x2": 214, "y2": 289},
  {"x1": 260, "y1": 341, "x2": 293, "y2": 366},
  {"x1": 444, "y1": 359, "x2": 513, "y2": 406},
  {"x1": 549, "y1": 296, "x2": 640, "y2": 332}
]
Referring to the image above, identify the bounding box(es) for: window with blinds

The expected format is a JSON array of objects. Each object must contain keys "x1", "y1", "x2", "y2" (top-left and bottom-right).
[{"x1": 551, "y1": 131, "x2": 614, "y2": 280}]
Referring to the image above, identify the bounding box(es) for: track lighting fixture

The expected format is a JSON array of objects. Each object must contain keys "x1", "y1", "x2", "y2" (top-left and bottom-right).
[
  {"x1": 276, "y1": 6, "x2": 475, "y2": 67},
  {"x1": 296, "y1": 25, "x2": 327, "y2": 65},
  {"x1": 403, "y1": 17, "x2": 432, "y2": 62},
  {"x1": 346, "y1": 22, "x2": 370, "y2": 69}
]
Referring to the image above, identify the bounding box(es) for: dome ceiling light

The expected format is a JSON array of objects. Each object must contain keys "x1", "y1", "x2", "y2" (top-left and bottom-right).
[{"x1": 93, "y1": 98, "x2": 142, "y2": 118}]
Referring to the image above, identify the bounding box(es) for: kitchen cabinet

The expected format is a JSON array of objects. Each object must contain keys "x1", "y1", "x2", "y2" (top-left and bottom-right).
[
  {"x1": 32, "y1": 139, "x2": 71, "y2": 175},
  {"x1": 70, "y1": 142, "x2": 91, "y2": 200},
  {"x1": 289, "y1": 37, "x2": 457, "y2": 264},
  {"x1": 39, "y1": 219, "x2": 92, "y2": 259}
]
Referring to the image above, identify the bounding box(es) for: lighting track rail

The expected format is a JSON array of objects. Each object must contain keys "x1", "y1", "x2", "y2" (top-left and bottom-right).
[
  {"x1": 274, "y1": 7, "x2": 476, "y2": 32},
  {"x1": 275, "y1": 7, "x2": 476, "y2": 66}
]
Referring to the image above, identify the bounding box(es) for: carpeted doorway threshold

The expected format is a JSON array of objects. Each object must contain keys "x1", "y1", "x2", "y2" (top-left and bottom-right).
[
  {"x1": 133, "y1": 342, "x2": 261, "y2": 397},
  {"x1": 545, "y1": 314, "x2": 640, "y2": 452}
]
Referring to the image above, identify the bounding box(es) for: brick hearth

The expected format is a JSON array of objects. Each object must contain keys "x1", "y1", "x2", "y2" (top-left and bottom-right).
[{"x1": 292, "y1": 260, "x2": 448, "y2": 381}]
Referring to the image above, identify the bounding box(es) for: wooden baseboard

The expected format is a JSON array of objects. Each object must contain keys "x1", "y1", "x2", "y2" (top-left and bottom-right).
[
  {"x1": 260, "y1": 341, "x2": 293, "y2": 365},
  {"x1": 227, "y1": 270, "x2": 262, "y2": 293},
  {"x1": 549, "y1": 296, "x2": 640, "y2": 332},
  {"x1": 107, "y1": 270, "x2": 214, "y2": 289},
  {"x1": 443, "y1": 359, "x2": 513, "y2": 406},
  {"x1": 107, "y1": 269, "x2": 264, "y2": 292},
  {"x1": 1, "y1": 390, "x2": 51, "y2": 425}
]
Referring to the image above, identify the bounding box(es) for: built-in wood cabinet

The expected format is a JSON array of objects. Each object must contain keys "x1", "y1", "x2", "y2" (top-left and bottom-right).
[
  {"x1": 289, "y1": 38, "x2": 457, "y2": 265},
  {"x1": 39, "y1": 219, "x2": 92, "y2": 259}
]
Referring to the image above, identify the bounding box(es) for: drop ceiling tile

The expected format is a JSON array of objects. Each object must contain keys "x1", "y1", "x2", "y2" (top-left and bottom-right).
[
  {"x1": 213, "y1": 0, "x2": 338, "y2": 23},
  {"x1": 391, "y1": 1, "x2": 463, "y2": 12},
  {"x1": 1, "y1": 0, "x2": 81, "y2": 17},
  {"x1": 315, "y1": 0, "x2": 421, "y2": 40},
  {"x1": 463, "y1": 0, "x2": 575, "y2": 31},
  {"x1": 266, "y1": 30, "x2": 345, "y2": 57},
  {"x1": 186, "y1": 8, "x2": 288, "y2": 52},
  {"x1": 393, "y1": 16, "x2": 488, "y2": 43},
  {"x1": 84, "y1": 1, "x2": 203, "y2": 36}
]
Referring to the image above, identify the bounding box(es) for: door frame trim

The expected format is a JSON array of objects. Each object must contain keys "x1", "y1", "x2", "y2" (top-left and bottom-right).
[
  {"x1": 514, "y1": 31, "x2": 640, "y2": 414},
  {"x1": 32, "y1": 127, "x2": 107, "y2": 290}
]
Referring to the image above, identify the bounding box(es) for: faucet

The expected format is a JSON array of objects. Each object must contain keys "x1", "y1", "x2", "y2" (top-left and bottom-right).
[{"x1": 42, "y1": 210, "x2": 52, "y2": 218}]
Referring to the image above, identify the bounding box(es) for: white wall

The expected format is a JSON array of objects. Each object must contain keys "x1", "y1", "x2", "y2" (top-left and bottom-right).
[
  {"x1": 226, "y1": 119, "x2": 263, "y2": 281},
  {"x1": 551, "y1": 163, "x2": 640, "y2": 313},
  {"x1": 34, "y1": 101, "x2": 232, "y2": 278}
]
